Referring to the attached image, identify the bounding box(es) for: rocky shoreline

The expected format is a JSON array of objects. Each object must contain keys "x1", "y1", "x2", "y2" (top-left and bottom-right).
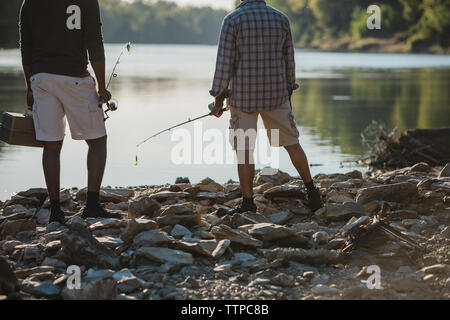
[{"x1": 1, "y1": 162, "x2": 449, "y2": 300}]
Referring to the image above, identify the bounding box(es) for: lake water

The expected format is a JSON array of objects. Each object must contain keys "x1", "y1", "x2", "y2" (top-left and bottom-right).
[{"x1": 1, "y1": 44, "x2": 450, "y2": 201}]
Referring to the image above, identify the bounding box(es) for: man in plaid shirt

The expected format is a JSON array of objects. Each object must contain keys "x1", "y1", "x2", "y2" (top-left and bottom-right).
[{"x1": 210, "y1": 0, "x2": 322, "y2": 214}]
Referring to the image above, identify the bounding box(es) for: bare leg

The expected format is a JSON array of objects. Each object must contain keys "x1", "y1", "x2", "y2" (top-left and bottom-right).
[
  {"x1": 86, "y1": 135, "x2": 107, "y2": 192},
  {"x1": 42, "y1": 141, "x2": 63, "y2": 201},
  {"x1": 237, "y1": 149, "x2": 255, "y2": 198},
  {"x1": 284, "y1": 143, "x2": 313, "y2": 183}
]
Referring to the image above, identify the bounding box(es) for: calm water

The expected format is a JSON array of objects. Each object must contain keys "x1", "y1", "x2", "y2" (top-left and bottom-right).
[{"x1": 1, "y1": 44, "x2": 450, "y2": 201}]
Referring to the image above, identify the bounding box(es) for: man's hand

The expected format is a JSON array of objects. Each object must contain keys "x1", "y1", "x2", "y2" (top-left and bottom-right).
[
  {"x1": 26, "y1": 88, "x2": 34, "y2": 110},
  {"x1": 98, "y1": 88, "x2": 112, "y2": 104},
  {"x1": 212, "y1": 93, "x2": 226, "y2": 118}
]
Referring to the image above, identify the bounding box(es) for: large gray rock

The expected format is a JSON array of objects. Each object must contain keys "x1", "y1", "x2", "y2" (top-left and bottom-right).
[
  {"x1": 356, "y1": 182, "x2": 418, "y2": 205},
  {"x1": 155, "y1": 204, "x2": 200, "y2": 227},
  {"x1": 113, "y1": 269, "x2": 144, "y2": 294},
  {"x1": 1, "y1": 218, "x2": 36, "y2": 237},
  {"x1": 315, "y1": 202, "x2": 365, "y2": 221},
  {"x1": 136, "y1": 247, "x2": 193, "y2": 266},
  {"x1": 211, "y1": 225, "x2": 263, "y2": 248},
  {"x1": 128, "y1": 196, "x2": 161, "y2": 218},
  {"x1": 21, "y1": 280, "x2": 60, "y2": 297},
  {"x1": 60, "y1": 228, "x2": 120, "y2": 269},
  {"x1": 0, "y1": 257, "x2": 18, "y2": 295},
  {"x1": 263, "y1": 184, "x2": 304, "y2": 200},
  {"x1": 121, "y1": 218, "x2": 158, "y2": 243},
  {"x1": 238, "y1": 223, "x2": 296, "y2": 241},
  {"x1": 76, "y1": 188, "x2": 134, "y2": 203},
  {"x1": 254, "y1": 169, "x2": 292, "y2": 186},
  {"x1": 133, "y1": 229, "x2": 174, "y2": 248}
]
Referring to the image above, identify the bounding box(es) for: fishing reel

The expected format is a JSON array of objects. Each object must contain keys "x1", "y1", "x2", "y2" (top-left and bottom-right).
[{"x1": 101, "y1": 98, "x2": 118, "y2": 121}]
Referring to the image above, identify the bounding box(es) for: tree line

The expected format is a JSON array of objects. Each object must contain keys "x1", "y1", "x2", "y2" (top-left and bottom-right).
[{"x1": 1, "y1": 0, "x2": 449, "y2": 53}]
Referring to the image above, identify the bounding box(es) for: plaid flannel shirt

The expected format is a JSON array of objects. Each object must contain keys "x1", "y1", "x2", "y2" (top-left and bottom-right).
[{"x1": 210, "y1": 0, "x2": 299, "y2": 113}]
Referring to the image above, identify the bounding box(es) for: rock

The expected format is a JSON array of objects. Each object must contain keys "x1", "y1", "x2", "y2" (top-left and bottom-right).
[
  {"x1": 88, "y1": 218, "x2": 125, "y2": 231},
  {"x1": 330, "y1": 179, "x2": 363, "y2": 189},
  {"x1": 128, "y1": 196, "x2": 161, "y2": 218},
  {"x1": 4, "y1": 195, "x2": 40, "y2": 208},
  {"x1": 42, "y1": 257, "x2": 67, "y2": 269},
  {"x1": 238, "y1": 223, "x2": 296, "y2": 241},
  {"x1": 170, "y1": 224, "x2": 192, "y2": 239},
  {"x1": 67, "y1": 216, "x2": 87, "y2": 230},
  {"x1": 2, "y1": 204, "x2": 33, "y2": 217},
  {"x1": 120, "y1": 218, "x2": 158, "y2": 243},
  {"x1": 342, "y1": 216, "x2": 370, "y2": 233},
  {"x1": 17, "y1": 188, "x2": 48, "y2": 200},
  {"x1": 230, "y1": 212, "x2": 269, "y2": 228},
  {"x1": 263, "y1": 184, "x2": 304, "y2": 200},
  {"x1": 313, "y1": 284, "x2": 338, "y2": 295},
  {"x1": 76, "y1": 188, "x2": 134, "y2": 203},
  {"x1": 267, "y1": 211, "x2": 293, "y2": 224},
  {"x1": 211, "y1": 225, "x2": 263, "y2": 248},
  {"x1": 62, "y1": 278, "x2": 117, "y2": 300},
  {"x1": 1, "y1": 240, "x2": 22, "y2": 253},
  {"x1": 149, "y1": 191, "x2": 190, "y2": 201},
  {"x1": 155, "y1": 204, "x2": 200, "y2": 227},
  {"x1": 1, "y1": 218, "x2": 36, "y2": 237},
  {"x1": 356, "y1": 182, "x2": 418, "y2": 205},
  {"x1": 315, "y1": 202, "x2": 365, "y2": 221},
  {"x1": 421, "y1": 264, "x2": 448, "y2": 274},
  {"x1": 133, "y1": 229, "x2": 174, "y2": 248},
  {"x1": 438, "y1": 163, "x2": 450, "y2": 178},
  {"x1": 113, "y1": 269, "x2": 143, "y2": 293},
  {"x1": 259, "y1": 248, "x2": 342, "y2": 265},
  {"x1": 196, "y1": 178, "x2": 224, "y2": 193},
  {"x1": 175, "y1": 177, "x2": 190, "y2": 184},
  {"x1": 14, "y1": 266, "x2": 55, "y2": 279},
  {"x1": 0, "y1": 257, "x2": 18, "y2": 294},
  {"x1": 326, "y1": 190, "x2": 354, "y2": 203},
  {"x1": 211, "y1": 239, "x2": 231, "y2": 258},
  {"x1": 35, "y1": 209, "x2": 51, "y2": 225},
  {"x1": 136, "y1": 247, "x2": 194, "y2": 266},
  {"x1": 346, "y1": 170, "x2": 363, "y2": 179},
  {"x1": 253, "y1": 183, "x2": 274, "y2": 195},
  {"x1": 195, "y1": 192, "x2": 217, "y2": 200},
  {"x1": 311, "y1": 231, "x2": 329, "y2": 245},
  {"x1": 21, "y1": 280, "x2": 60, "y2": 297},
  {"x1": 254, "y1": 169, "x2": 292, "y2": 186},
  {"x1": 60, "y1": 229, "x2": 120, "y2": 269},
  {"x1": 96, "y1": 236, "x2": 124, "y2": 249},
  {"x1": 410, "y1": 162, "x2": 431, "y2": 173}
]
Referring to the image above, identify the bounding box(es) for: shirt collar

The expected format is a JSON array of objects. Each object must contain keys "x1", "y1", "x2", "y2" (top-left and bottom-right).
[{"x1": 237, "y1": 0, "x2": 266, "y2": 9}]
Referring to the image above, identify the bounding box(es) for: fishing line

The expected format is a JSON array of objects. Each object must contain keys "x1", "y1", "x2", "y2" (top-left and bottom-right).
[{"x1": 134, "y1": 102, "x2": 229, "y2": 166}]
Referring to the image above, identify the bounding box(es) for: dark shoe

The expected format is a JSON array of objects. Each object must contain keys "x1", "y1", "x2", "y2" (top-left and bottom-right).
[
  {"x1": 217, "y1": 201, "x2": 257, "y2": 217},
  {"x1": 49, "y1": 209, "x2": 67, "y2": 225},
  {"x1": 81, "y1": 204, "x2": 122, "y2": 219},
  {"x1": 307, "y1": 188, "x2": 323, "y2": 212}
]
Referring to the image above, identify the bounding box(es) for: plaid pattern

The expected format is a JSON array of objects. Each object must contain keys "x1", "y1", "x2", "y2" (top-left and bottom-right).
[{"x1": 210, "y1": 0, "x2": 299, "y2": 113}]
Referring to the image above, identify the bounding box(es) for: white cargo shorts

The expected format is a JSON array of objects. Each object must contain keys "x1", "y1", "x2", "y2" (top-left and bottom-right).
[{"x1": 30, "y1": 73, "x2": 107, "y2": 141}]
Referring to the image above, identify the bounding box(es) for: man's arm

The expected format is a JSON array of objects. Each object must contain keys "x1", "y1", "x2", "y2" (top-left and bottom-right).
[
  {"x1": 19, "y1": 0, "x2": 33, "y2": 107},
  {"x1": 210, "y1": 17, "x2": 236, "y2": 117},
  {"x1": 283, "y1": 22, "x2": 299, "y2": 97},
  {"x1": 86, "y1": 0, "x2": 110, "y2": 103}
]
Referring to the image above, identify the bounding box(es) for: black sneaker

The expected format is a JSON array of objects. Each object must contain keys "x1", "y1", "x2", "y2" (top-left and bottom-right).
[
  {"x1": 81, "y1": 204, "x2": 122, "y2": 219},
  {"x1": 307, "y1": 188, "x2": 323, "y2": 212},
  {"x1": 217, "y1": 201, "x2": 257, "y2": 217},
  {"x1": 49, "y1": 208, "x2": 67, "y2": 225}
]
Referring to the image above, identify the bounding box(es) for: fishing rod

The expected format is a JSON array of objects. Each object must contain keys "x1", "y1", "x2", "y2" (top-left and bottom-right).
[
  {"x1": 134, "y1": 102, "x2": 229, "y2": 166},
  {"x1": 100, "y1": 42, "x2": 132, "y2": 121}
]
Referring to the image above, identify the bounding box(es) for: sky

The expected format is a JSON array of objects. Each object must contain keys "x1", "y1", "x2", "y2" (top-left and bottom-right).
[{"x1": 170, "y1": 0, "x2": 236, "y2": 10}]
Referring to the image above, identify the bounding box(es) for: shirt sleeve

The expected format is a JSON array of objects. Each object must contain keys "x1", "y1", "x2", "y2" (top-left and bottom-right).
[
  {"x1": 19, "y1": 0, "x2": 32, "y2": 66},
  {"x1": 283, "y1": 22, "x2": 299, "y2": 93},
  {"x1": 210, "y1": 17, "x2": 236, "y2": 98},
  {"x1": 85, "y1": 0, "x2": 105, "y2": 62}
]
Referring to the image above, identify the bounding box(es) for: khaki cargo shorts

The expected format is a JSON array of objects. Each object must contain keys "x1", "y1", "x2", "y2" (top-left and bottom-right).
[
  {"x1": 30, "y1": 73, "x2": 107, "y2": 141},
  {"x1": 229, "y1": 99, "x2": 300, "y2": 151}
]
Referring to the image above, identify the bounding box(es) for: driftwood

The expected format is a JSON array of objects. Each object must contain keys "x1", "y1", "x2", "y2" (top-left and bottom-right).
[{"x1": 363, "y1": 127, "x2": 450, "y2": 169}]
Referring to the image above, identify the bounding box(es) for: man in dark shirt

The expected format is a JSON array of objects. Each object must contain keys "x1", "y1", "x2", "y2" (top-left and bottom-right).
[{"x1": 20, "y1": 0, "x2": 121, "y2": 223}]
